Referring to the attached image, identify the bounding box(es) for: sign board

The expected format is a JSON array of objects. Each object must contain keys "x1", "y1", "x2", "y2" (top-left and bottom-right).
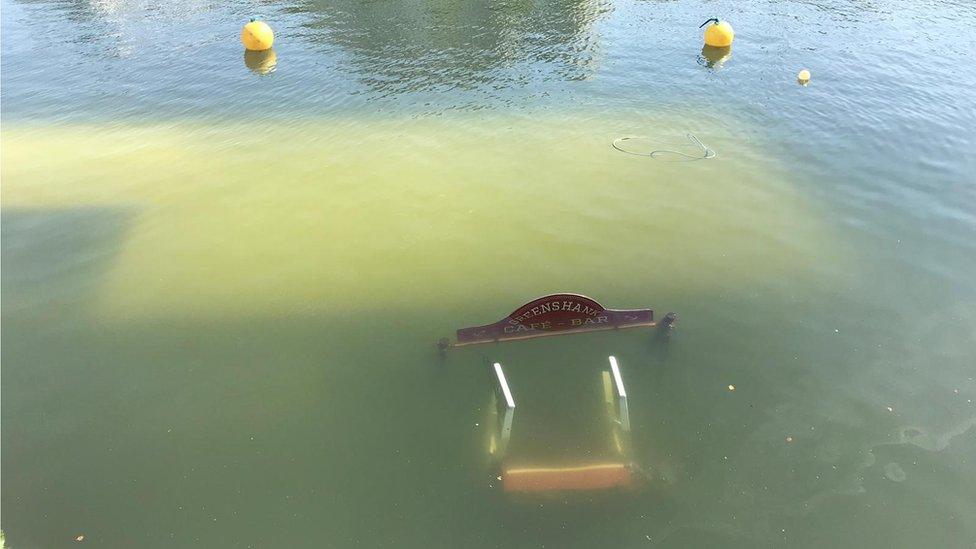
[{"x1": 455, "y1": 294, "x2": 654, "y2": 346}]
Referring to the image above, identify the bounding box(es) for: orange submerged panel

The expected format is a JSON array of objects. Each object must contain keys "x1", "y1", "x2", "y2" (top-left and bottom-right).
[{"x1": 503, "y1": 463, "x2": 632, "y2": 492}]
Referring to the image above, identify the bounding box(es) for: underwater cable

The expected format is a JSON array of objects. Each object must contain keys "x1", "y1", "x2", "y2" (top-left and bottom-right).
[{"x1": 612, "y1": 133, "x2": 716, "y2": 161}]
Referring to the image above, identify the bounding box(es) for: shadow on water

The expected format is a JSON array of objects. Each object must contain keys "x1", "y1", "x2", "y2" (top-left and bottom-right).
[
  {"x1": 5, "y1": 242, "x2": 973, "y2": 548},
  {"x1": 0, "y1": 212, "x2": 779, "y2": 549},
  {"x1": 697, "y1": 45, "x2": 731, "y2": 69},
  {"x1": 2, "y1": 308, "x2": 678, "y2": 547},
  {"x1": 0, "y1": 203, "x2": 864, "y2": 546},
  {"x1": 1, "y1": 207, "x2": 136, "y2": 314},
  {"x1": 243, "y1": 48, "x2": 277, "y2": 76},
  {"x1": 294, "y1": 0, "x2": 610, "y2": 95}
]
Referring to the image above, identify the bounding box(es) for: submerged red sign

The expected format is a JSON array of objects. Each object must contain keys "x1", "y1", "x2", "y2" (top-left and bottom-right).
[{"x1": 455, "y1": 294, "x2": 654, "y2": 346}]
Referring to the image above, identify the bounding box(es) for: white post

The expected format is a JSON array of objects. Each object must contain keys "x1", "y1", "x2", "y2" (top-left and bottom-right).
[
  {"x1": 493, "y1": 363, "x2": 515, "y2": 409},
  {"x1": 493, "y1": 362, "x2": 515, "y2": 455},
  {"x1": 608, "y1": 356, "x2": 630, "y2": 432}
]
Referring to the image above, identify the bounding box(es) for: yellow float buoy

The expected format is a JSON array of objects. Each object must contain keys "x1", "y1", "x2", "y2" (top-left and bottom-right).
[
  {"x1": 797, "y1": 69, "x2": 811, "y2": 84},
  {"x1": 700, "y1": 18, "x2": 734, "y2": 48},
  {"x1": 241, "y1": 18, "x2": 274, "y2": 51}
]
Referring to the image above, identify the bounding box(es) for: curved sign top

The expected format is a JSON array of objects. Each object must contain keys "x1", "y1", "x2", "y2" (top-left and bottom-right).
[{"x1": 455, "y1": 294, "x2": 654, "y2": 346}]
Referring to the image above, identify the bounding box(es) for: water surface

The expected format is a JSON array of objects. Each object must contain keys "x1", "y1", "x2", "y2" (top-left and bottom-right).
[{"x1": 3, "y1": 0, "x2": 975, "y2": 547}]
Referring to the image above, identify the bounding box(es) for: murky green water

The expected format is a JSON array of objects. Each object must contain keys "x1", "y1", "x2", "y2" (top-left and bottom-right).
[{"x1": 2, "y1": 0, "x2": 975, "y2": 547}]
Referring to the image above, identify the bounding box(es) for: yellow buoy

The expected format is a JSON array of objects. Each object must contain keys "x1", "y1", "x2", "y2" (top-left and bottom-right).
[
  {"x1": 700, "y1": 18, "x2": 734, "y2": 48},
  {"x1": 241, "y1": 18, "x2": 274, "y2": 51},
  {"x1": 797, "y1": 69, "x2": 811, "y2": 84}
]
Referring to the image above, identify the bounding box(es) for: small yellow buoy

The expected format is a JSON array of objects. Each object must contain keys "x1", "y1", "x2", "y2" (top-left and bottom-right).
[
  {"x1": 797, "y1": 69, "x2": 811, "y2": 85},
  {"x1": 241, "y1": 18, "x2": 274, "y2": 51},
  {"x1": 700, "y1": 18, "x2": 734, "y2": 48}
]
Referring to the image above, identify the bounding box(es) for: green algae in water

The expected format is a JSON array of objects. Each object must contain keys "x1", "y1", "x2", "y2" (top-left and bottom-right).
[
  {"x1": 4, "y1": 114, "x2": 975, "y2": 548},
  {"x1": 1, "y1": 113, "x2": 844, "y2": 321}
]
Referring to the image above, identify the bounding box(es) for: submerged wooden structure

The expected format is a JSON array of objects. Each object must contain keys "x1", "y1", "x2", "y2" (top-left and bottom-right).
[{"x1": 446, "y1": 294, "x2": 674, "y2": 495}]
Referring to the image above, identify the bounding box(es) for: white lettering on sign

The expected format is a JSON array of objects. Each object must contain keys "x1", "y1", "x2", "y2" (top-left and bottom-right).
[
  {"x1": 570, "y1": 316, "x2": 609, "y2": 326},
  {"x1": 503, "y1": 321, "x2": 553, "y2": 333},
  {"x1": 510, "y1": 300, "x2": 602, "y2": 323}
]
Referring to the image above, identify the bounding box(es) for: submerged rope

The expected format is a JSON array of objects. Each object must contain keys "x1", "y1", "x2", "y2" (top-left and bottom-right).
[{"x1": 612, "y1": 132, "x2": 716, "y2": 161}]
